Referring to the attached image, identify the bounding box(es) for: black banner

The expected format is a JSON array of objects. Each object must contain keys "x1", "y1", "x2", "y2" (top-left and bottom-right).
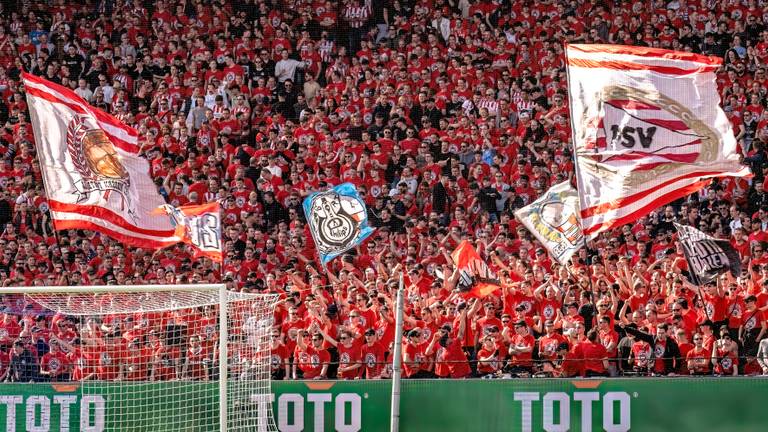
[{"x1": 674, "y1": 223, "x2": 741, "y2": 285}]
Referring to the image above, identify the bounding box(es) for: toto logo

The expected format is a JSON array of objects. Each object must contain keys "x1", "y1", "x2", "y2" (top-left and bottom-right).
[{"x1": 307, "y1": 191, "x2": 366, "y2": 254}]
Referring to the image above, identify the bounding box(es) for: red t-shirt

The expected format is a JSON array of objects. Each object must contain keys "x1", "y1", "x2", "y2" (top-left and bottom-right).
[
  {"x1": 509, "y1": 334, "x2": 535, "y2": 367},
  {"x1": 360, "y1": 342, "x2": 386, "y2": 378},
  {"x1": 41, "y1": 351, "x2": 70, "y2": 379},
  {"x1": 296, "y1": 345, "x2": 331, "y2": 379},
  {"x1": 686, "y1": 346, "x2": 712, "y2": 374},
  {"x1": 337, "y1": 342, "x2": 362, "y2": 379},
  {"x1": 436, "y1": 338, "x2": 472, "y2": 378},
  {"x1": 576, "y1": 341, "x2": 607, "y2": 374}
]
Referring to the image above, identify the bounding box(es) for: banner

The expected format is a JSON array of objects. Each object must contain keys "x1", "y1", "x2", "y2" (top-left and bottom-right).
[
  {"x1": 515, "y1": 182, "x2": 584, "y2": 264},
  {"x1": 2, "y1": 379, "x2": 768, "y2": 431},
  {"x1": 22, "y1": 73, "x2": 177, "y2": 249},
  {"x1": 451, "y1": 240, "x2": 500, "y2": 298},
  {"x1": 303, "y1": 183, "x2": 375, "y2": 266},
  {"x1": 675, "y1": 222, "x2": 741, "y2": 285},
  {"x1": 565, "y1": 44, "x2": 750, "y2": 239},
  {"x1": 155, "y1": 202, "x2": 223, "y2": 261}
]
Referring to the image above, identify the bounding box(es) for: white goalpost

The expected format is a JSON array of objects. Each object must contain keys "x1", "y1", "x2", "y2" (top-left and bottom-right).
[{"x1": 0, "y1": 284, "x2": 278, "y2": 432}]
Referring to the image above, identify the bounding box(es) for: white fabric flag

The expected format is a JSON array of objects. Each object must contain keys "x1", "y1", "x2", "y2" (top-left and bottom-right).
[
  {"x1": 565, "y1": 44, "x2": 751, "y2": 239},
  {"x1": 23, "y1": 72, "x2": 177, "y2": 248},
  {"x1": 515, "y1": 182, "x2": 584, "y2": 264}
]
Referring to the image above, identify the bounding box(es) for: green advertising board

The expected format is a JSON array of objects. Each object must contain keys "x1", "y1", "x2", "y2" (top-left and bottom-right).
[{"x1": 0, "y1": 378, "x2": 766, "y2": 431}]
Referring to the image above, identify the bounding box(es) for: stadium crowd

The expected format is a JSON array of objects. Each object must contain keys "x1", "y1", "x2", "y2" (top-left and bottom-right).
[{"x1": 2, "y1": 0, "x2": 768, "y2": 381}]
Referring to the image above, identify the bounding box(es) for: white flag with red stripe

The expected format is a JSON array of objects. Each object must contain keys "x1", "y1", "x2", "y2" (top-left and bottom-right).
[
  {"x1": 565, "y1": 44, "x2": 751, "y2": 239},
  {"x1": 22, "y1": 73, "x2": 177, "y2": 248}
]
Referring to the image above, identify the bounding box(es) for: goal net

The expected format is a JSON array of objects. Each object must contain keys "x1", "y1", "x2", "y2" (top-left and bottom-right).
[{"x1": 0, "y1": 284, "x2": 278, "y2": 432}]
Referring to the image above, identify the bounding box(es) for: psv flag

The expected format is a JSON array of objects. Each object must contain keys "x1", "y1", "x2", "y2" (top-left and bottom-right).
[
  {"x1": 565, "y1": 45, "x2": 750, "y2": 239},
  {"x1": 154, "y1": 203, "x2": 223, "y2": 262},
  {"x1": 514, "y1": 182, "x2": 584, "y2": 264},
  {"x1": 451, "y1": 241, "x2": 500, "y2": 298},
  {"x1": 22, "y1": 73, "x2": 177, "y2": 248},
  {"x1": 674, "y1": 223, "x2": 741, "y2": 286}
]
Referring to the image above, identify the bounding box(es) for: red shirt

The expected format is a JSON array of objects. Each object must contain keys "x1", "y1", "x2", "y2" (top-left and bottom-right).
[
  {"x1": 538, "y1": 333, "x2": 567, "y2": 361},
  {"x1": 337, "y1": 342, "x2": 362, "y2": 379},
  {"x1": 435, "y1": 338, "x2": 471, "y2": 378},
  {"x1": 576, "y1": 341, "x2": 607, "y2": 374},
  {"x1": 509, "y1": 333, "x2": 535, "y2": 367},
  {"x1": 41, "y1": 351, "x2": 70, "y2": 378},
  {"x1": 686, "y1": 346, "x2": 712, "y2": 374},
  {"x1": 403, "y1": 341, "x2": 429, "y2": 377},
  {"x1": 186, "y1": 346, "x2": 210, "y2": 380},
  {"x1": 97, "y1": 344, "x2": 125, "y2": 380},
  {"x1": 296, "y1": 345, "x2": 331, "y2": 379},
  {"x1": 360, "y1": 342, "x2": 386, "y2": 378}
]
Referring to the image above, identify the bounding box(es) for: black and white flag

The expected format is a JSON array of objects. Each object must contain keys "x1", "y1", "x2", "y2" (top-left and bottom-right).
[{"x1": 674, "y1": 223, "x2": 741, "y2": 285}]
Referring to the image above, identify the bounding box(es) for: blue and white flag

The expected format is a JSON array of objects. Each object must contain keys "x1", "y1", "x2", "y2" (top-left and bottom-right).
[{"x1": 303, "y1": 183, "x2": 375, "y2": 266}]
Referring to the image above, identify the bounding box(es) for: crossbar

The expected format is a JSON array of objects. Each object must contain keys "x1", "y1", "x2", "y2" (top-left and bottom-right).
[{"x1": 0, "y1": 284, "x2": 225, "y2": 294}]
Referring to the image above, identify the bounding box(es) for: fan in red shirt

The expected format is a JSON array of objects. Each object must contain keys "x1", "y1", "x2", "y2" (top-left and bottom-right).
[
  {"x1": 477, "y1": 334, "x2": 505, "y2": 377},
  {"x1": 426, "y1": 317, "x2": 471, "y2": 379},
  {"x1": 317, "y1": 327, "x2": 361, "y2": 379},
  {"x1": 712, "y1": 330, "x2": 739, "y2": 376},
  {"x1": 294, "y1": 330, "x2": 330, "y2": 380},
  {"x1": 359, "y1": 328, "x2": 387, "y2": 379},
  {"x1": 687, "y1": 333, "x2": 713, "y2": 375},
  {"x1": 39, "y1": 338, "x2": 70, "y2": 381},
  {"x1": 149, "y1": 330, "x2": 181, "y2": 381},
  {"x1": 182, "y1": 335, "x2": 210, "y2": 381},
  {"x1": 507, "y1": 320, "x2": 535, "y2": 374},
  {"x1": 270, "y1": 330, "x2": 289, "y2": 380},
  {"x1": 574, "y1": 329, "x2": 609, "y2": 377},
  {"x1": 124, "y1": 338, "x2": 151, "y2": 381},
  {"x1": 402, "y1": 329, "x2": 432, "y2": 378},
  {"x1": 97, "y1": 334, "x2": 126, "y2": 381},
  {"x1": 537, "y1": 320, "x2": 567, "y2": 362}
]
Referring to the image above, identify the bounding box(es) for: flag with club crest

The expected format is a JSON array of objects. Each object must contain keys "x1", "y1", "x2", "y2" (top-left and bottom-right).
[
  {"x1": 565, "y1": 44, "x2": 751, "y2": 240},
  {"x1": 515, "y1": 182, "x2": 585, "y2": 264},
  {"x1": 23, "y1": 73, "x2": 177, "y2": 248}
]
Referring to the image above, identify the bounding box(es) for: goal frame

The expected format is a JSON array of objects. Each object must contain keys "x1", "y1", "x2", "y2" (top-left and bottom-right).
[{"x1": 0, "y1": 283, "x2": 234, "y2": 432}]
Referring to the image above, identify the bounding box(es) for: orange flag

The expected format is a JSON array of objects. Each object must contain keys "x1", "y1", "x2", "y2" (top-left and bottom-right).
[{"x1": 450, "y1": 240, "x2": 501, "y2": 298}]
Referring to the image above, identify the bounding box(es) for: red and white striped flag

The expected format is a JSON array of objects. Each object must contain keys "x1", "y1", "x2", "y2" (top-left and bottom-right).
[
  {"x1": 565, "y1": 44, "x2": 751, "y2": 239},
  {"x1": 22, "y1": 73, "x2": 178, "y2": 248}
]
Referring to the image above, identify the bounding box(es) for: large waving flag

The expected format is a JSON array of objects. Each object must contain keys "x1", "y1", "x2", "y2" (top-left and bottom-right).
[
  {"x1": 515, "y1": 182, "x2": 584, "y2": 264},
  {"x1": 303, "y1": 183, "x2": 375, "y2": 266},
  {"x1": 565, "y1": 44, "x2": 750, "y2": 239},
  {"x1": 155, "y1": 202, "x2": 223, "y2": 262},
  {"x1": 22, "y1": 73, "x2": 177, "y2": 248},
  {"x1": 451, "y1": 241, "x2": 500, "y2": 298}
]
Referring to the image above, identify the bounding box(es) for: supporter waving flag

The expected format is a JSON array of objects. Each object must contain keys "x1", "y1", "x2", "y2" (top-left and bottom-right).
[
  {"x1": 515, "y1": 181, "x2": 584, "y2": 264},
  {"x1": 303, "y1": 182, "x2": 375, "y2": 266},
  {"x1": 155, "y1": 202, "x2": 223, "y2": 262},
  {"x1": 565, "y1": 44, "x2": 751, "y2": 240},
  {"x1": 22, "y1": 72, "x2": 177, "y2": 249},
  {"x1": 450, "y1": 240, "x2": 500, "y2": 298}
]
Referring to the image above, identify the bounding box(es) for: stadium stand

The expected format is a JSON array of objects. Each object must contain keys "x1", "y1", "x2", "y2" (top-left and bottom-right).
[{"x1": 1, "y1": 0, "x2": 768, "y2": 381}]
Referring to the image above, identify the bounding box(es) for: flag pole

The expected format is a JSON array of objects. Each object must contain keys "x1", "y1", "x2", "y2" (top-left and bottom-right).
[{"x1": 390, "y1": 272, "x2": 405, "y2": 432}]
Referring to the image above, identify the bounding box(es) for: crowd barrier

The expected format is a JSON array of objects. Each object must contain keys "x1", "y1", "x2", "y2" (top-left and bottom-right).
[{"x1": 0, "y1": 378, "x2": 766, "y2": 431}]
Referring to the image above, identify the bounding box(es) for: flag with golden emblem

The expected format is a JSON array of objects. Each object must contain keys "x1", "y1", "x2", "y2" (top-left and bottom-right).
[
  {"x1": 565, "y1": 44, "x2": 751, "y2": 240},
  {"x1": 23, "y1": 73, "x2": 177, "y2": 248}
]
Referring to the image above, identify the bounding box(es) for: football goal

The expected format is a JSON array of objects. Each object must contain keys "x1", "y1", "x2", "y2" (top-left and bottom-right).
[{"x1": 0, "y1": 284, "x2": 278, "y2": 432}]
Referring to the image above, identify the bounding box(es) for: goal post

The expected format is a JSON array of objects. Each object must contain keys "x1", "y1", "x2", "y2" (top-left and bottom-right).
[{"x1": 0, "y1": 284, "x2": 278, "y2": 432}]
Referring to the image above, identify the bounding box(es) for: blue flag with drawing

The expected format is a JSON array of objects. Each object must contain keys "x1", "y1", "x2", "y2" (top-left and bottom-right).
[{"x1": 303, "y1": 183, "x2": 375, "y2": 266}]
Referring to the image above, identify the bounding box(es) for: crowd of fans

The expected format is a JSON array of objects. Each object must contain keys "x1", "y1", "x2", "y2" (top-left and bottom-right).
[{"x1": 2, "y1": 0, "x2": 768, "y2": 381}]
